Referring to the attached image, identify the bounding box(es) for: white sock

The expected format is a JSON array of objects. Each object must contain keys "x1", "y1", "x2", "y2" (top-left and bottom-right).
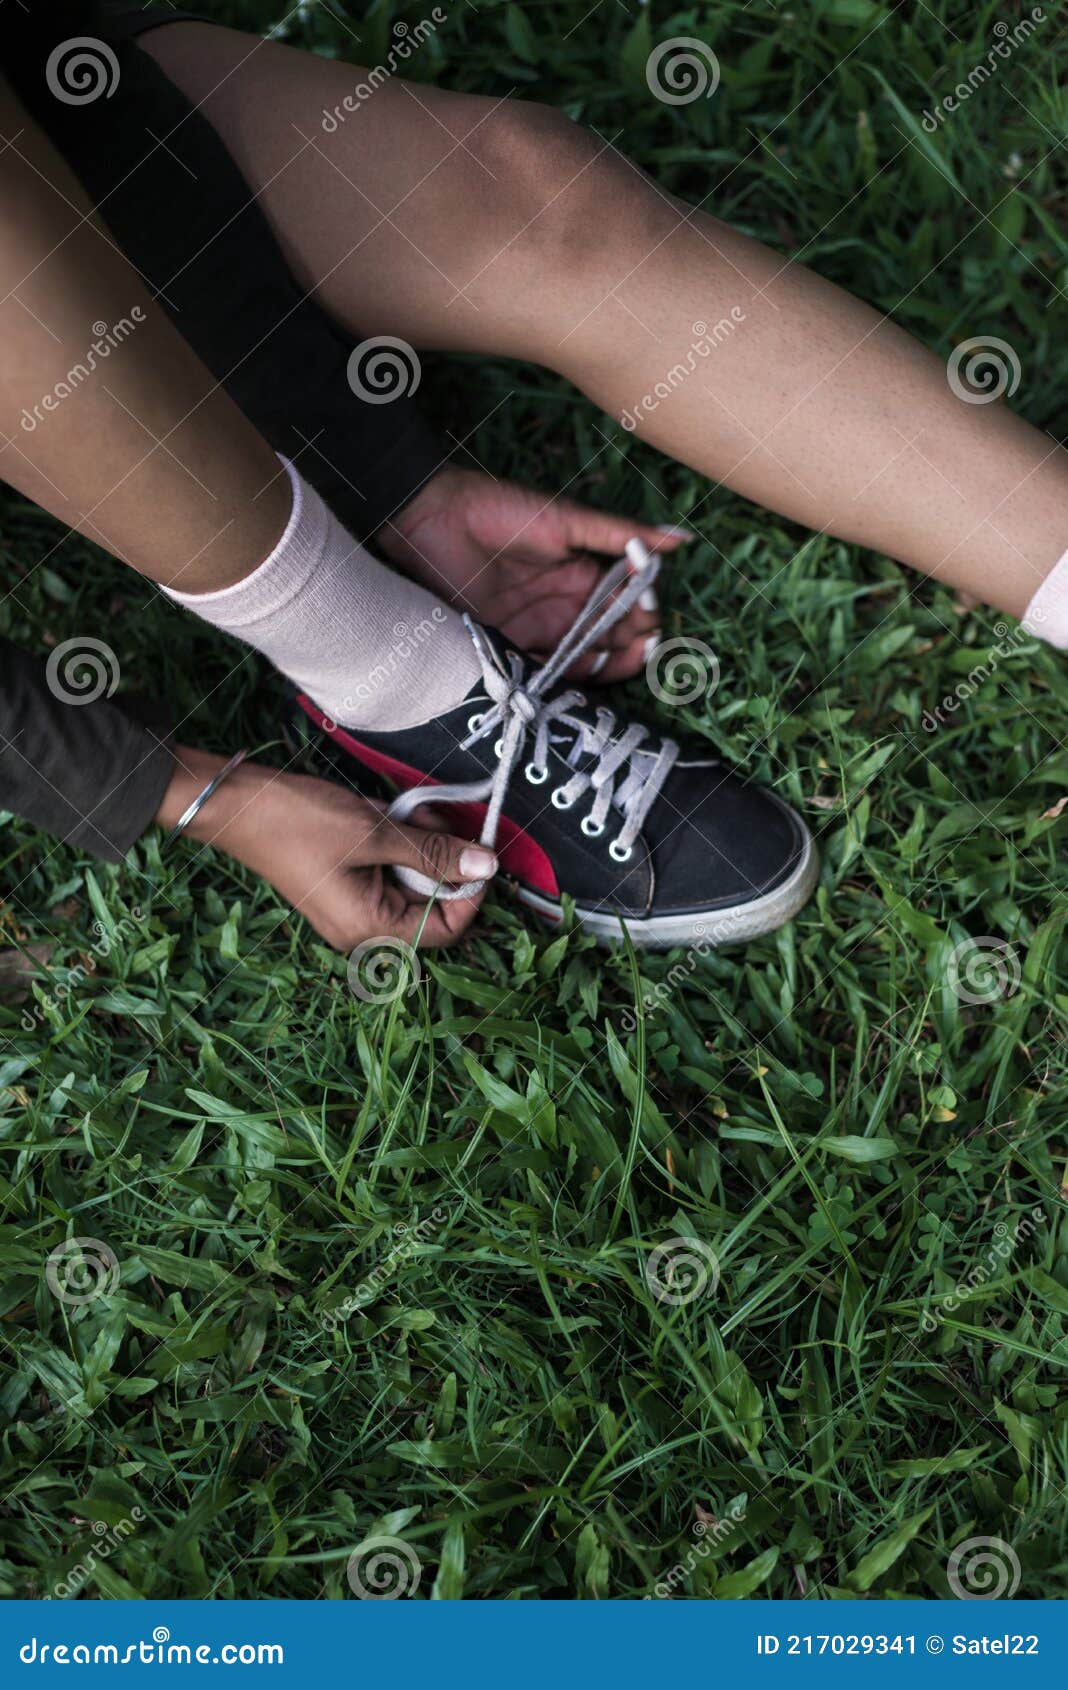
[
  {"x1": 164, "y1": 457, "x2": 480, "y2": 730},
  {"x1": 1022, "y1": 547, "x2": 1068, "y2": 649}
]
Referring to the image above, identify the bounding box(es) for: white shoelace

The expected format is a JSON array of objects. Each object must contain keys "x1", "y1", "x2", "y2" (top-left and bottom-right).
[{"x1": 389, "y1": 540, "x2": 679, "y2": 900}]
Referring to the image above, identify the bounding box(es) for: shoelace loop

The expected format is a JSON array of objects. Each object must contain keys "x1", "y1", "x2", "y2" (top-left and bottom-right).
[{"x1": 388, "y1": 540, "x2": 678, "y2": 900}]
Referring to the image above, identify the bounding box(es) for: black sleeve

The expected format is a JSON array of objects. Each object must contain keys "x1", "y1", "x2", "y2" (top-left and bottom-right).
[{"x1": 0, "y1": 637, "x2": 174, "y2": 864}]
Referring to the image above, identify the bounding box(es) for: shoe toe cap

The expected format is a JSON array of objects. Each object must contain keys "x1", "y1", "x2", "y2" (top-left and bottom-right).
[{"x1": 650, "y1": 763, "x2": 809, "y2": 914}]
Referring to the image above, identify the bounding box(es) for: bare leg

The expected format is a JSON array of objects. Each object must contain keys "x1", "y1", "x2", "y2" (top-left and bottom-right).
[
  {"x1": 147, "y1": 24, "x2": 1068, "y2": 618},
  {"x1": 0, "y1": 76, "x2": 289, "y2": 592}
]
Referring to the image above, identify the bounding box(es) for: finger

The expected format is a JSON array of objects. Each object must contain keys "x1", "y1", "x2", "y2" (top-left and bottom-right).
[
  {"x1": 603, "y1": 604, "x2": 661, "y2": 649},
  {"x1": 324, "y1": 870, "x2": 483, "y2": 953},
  {"x1": 497, "y1": 594, "x2": 593, "y2": 654},
  {"x1": 635, "y1": 521, "x2": 697, "y2": 552},
  {"x1": 539, "y1": 599, "x2": 659, "y2": 680},
  {"x1": 392, "y1": 889, "x2": 485, "y2": 947},
  {"x1": 363, "y1": 795, "x2": 454, "y2": 833},
  {"x1": 405, "y1": 800, "x2": 453, "y2": 833},
  {"x1": 587, "y1": 547, "x2": 664, "y2": 629},
  {"x1": 491, "y1": 558, "x2": 603, "y2": 633},
  {"x1": 553, "y1": 500, "x2": 696, "y2": 558},
  {"x1": 591, "y1": 630, "x2": 658, "y2": 683},
  {"x1": 364, "y1": 811, "x2": 498, "y2": 890},
  {"x1": 501, "y1": 569, "x2": 661, "y2": 658}
]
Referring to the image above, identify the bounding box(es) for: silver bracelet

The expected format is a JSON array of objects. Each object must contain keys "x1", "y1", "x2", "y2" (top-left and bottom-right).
[{"x1": 165, "y1": 749, "x2": 250, "y2": 846}]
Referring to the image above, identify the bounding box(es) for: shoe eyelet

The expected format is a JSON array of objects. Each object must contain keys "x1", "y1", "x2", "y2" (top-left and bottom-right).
[
  {"x1": 581, "y1": 815, "x2": 605, "y2": 838},
  {"x1": 494, "y1": 738, "x2": 504, "y2": 759},
  {"x1": 467, "y1": 711, "x2": 486, "y2": 733},
  {"x1": 551, "y1": 787, "x2": 575, "y2": 810},
  {"x1": 609, "y1": 839, "x2": 634, "y2": 863},
  {"x1": 525, "y1": 762, "x2": 548, "y2": 785}
]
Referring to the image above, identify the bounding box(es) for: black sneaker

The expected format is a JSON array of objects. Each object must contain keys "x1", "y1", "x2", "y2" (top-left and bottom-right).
[{"x1": 297, "y1": 547, "x2": 817, "y2": 949}]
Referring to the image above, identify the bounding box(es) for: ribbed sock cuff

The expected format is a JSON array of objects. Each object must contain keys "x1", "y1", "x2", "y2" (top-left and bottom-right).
[
  {"x1": 160, "y1": 454, "x2": 480, "y2": 730},
  {"x1": 1022, "y1": 546, "x2": 1068, "y2": 649},
  {"x1": 163, "y1": 456, "x2": 326, "y2": 629}
]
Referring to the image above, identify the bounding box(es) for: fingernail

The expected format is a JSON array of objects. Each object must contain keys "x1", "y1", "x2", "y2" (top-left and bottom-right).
[
  {"x1": 656, "y1": 523, "x2": 695, "y2": 540},
  {"x1": 639, "y1": 587, "x2": 658, "y2": 613},
  {"x1": 460, "y1": 847, "x2": 498, "y2": 879},
  {"x1": 625, "y1": 538, "x2": 651, "y2": 573},
  {"x1": 643, "y1": 633, "x2": 661, "y2": 663},
  {"x1": 589, "y1": 650, "x2": 610, "y2": 676}
]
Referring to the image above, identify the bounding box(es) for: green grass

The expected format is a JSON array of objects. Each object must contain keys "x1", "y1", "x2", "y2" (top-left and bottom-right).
[{"x1": 2, "y1": 0, "x2": 1068, "y2": 1601}]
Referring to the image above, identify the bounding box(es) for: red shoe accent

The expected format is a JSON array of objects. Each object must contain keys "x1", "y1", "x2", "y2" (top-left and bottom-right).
[{"x1": 297, "y1": 695, "x2": 561, "y2": 899}]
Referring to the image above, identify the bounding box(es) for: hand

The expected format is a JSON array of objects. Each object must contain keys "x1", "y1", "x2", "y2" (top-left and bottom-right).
[
  {"x1": 378, "y1": 466, "x2": 693, "y2": 680},
  {"x1": 157, "y1": 749, "x2": 493, "y2": 951}
]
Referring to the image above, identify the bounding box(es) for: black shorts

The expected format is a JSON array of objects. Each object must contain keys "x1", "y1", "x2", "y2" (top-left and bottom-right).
[
  {"x1": 99, "y1": 6, "x2": 207, "y2": 43},
  {"x1": 3, "y1": 3, "x2": 445, "y2": 541}
]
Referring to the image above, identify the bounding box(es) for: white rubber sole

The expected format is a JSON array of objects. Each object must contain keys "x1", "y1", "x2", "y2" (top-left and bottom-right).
[{"x1": 516, "y1": 824, "x2": 819, "y2": 950}]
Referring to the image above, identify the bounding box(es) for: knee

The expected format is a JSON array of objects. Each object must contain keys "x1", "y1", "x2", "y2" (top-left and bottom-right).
[
  {"x1": 465, "y1": 101, "x2": 665, "y2": 280},
  {"x1": 475, "y1": 101, "x2": 597, "y2": 206}
]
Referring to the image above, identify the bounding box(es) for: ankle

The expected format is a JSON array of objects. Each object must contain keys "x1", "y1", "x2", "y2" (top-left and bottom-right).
[{"x1": 157, "y1": 456, "x2": 292, "y2": 596}]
